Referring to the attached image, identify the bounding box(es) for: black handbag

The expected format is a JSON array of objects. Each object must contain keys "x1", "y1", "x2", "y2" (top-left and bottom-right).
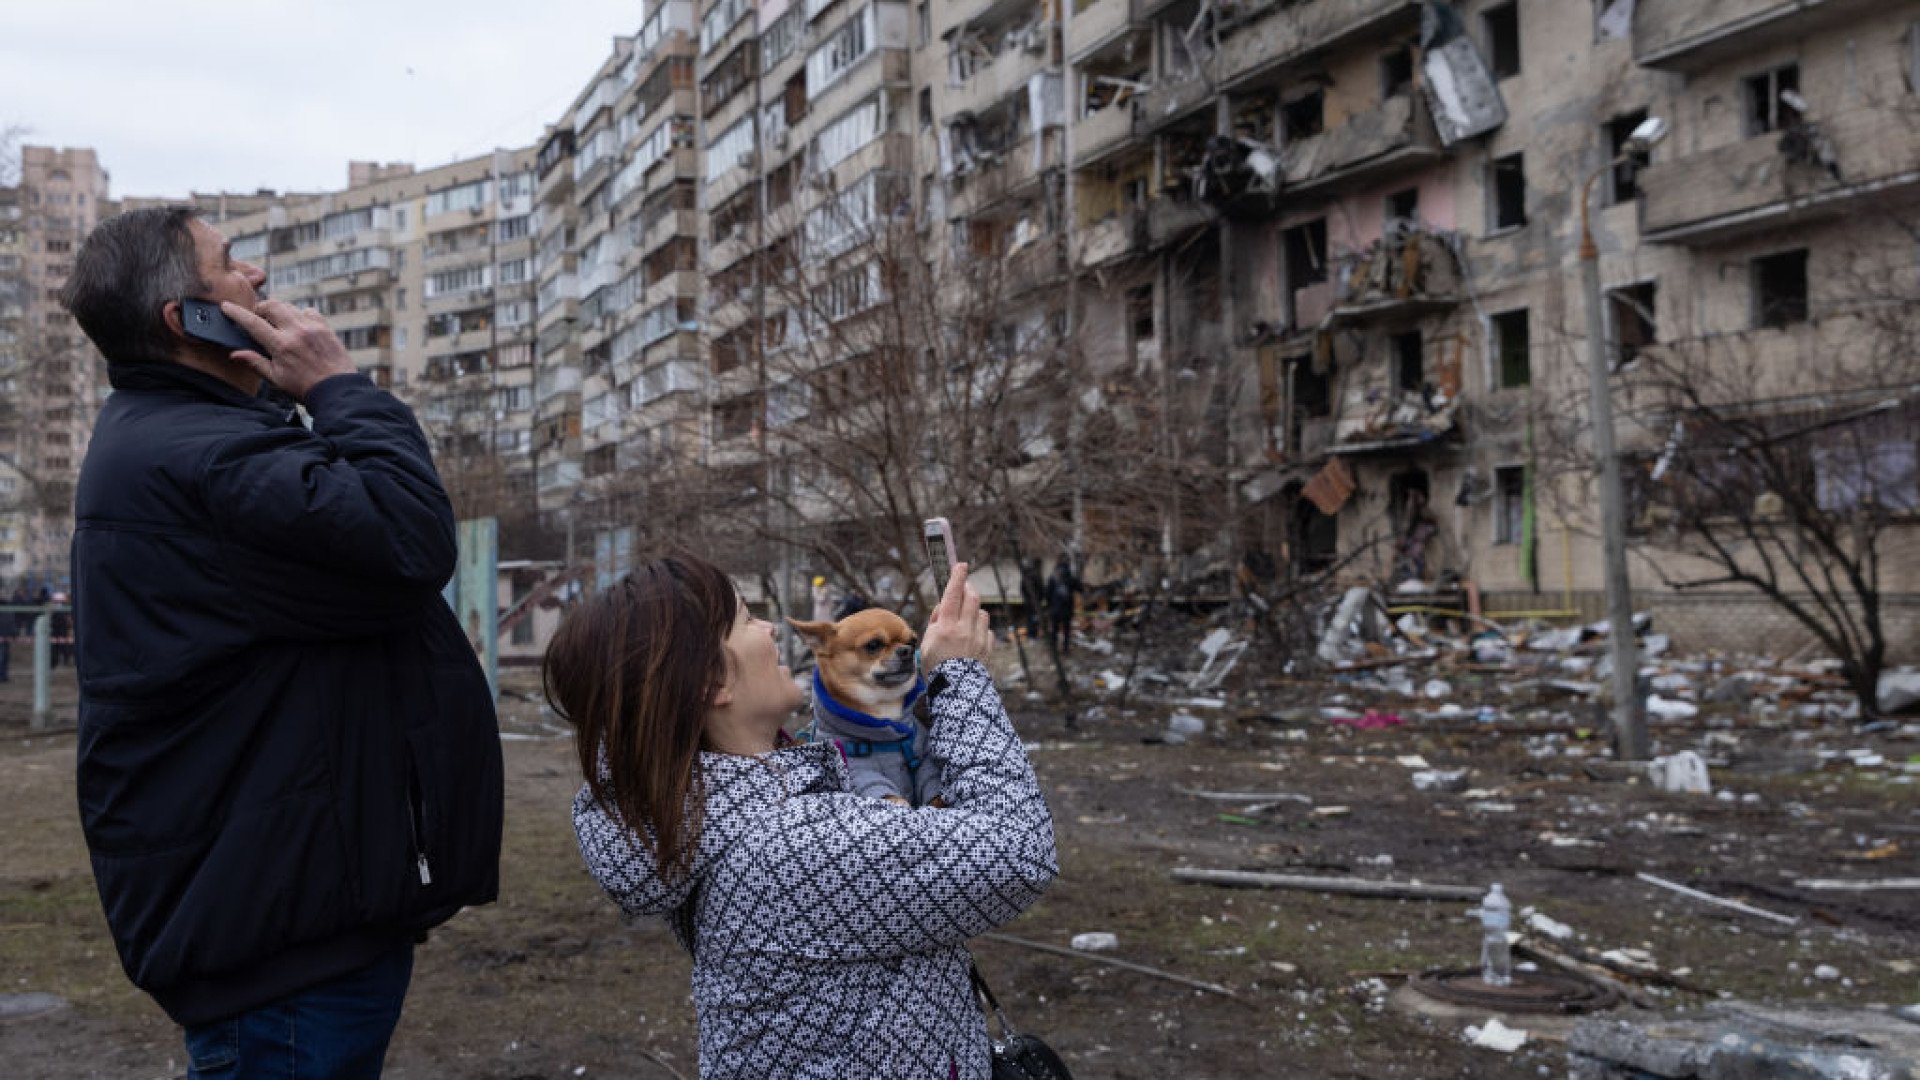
[{"x1": 970, "y1": 962, "x2": 1073, "y2": 1080}]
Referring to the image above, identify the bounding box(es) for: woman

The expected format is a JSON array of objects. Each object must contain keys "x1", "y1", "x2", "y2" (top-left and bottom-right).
[{"x1": 545, "y1": 552, "x2": 1057, "y2": 1079}]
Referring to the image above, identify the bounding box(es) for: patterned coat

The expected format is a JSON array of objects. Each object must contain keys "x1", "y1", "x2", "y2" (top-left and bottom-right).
[{"x1": 573, "y1": 659, "x2": 1058, "y2": 1079}]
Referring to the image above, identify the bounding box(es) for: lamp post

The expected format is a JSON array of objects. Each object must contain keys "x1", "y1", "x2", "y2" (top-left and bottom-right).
[{"x1": 1580, "y1": 116, "x2": 1665, "y2": 762}]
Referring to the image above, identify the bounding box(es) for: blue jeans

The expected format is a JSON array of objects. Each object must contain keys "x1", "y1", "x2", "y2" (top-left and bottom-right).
[{"x1": 184, "y1": 943, "x2": 414, "y2": 1079}]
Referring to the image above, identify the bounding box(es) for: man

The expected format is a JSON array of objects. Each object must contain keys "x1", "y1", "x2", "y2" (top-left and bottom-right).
[
  {"x1": 1045, "y1": 559, "x2": 1080, "y2": 656},
  {"x1": 0, "y1": 585, "x2": 15, "y2": 683},
  {"x1": 62, "y1": 207, "x2": 503, "y2": 1078}
]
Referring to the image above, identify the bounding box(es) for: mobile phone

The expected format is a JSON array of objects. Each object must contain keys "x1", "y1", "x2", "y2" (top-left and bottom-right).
[
  {"x1": 922, "y1": 517, "x2": 959, "y2": 596},
  {"x1": 181, "y1": 298, "x2": 266, "y2": 355}
]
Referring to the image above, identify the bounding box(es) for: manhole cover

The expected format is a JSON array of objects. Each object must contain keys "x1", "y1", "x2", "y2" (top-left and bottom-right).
[
  {"x1": 1410, "y1": 968, "x2": 1617, "y2": 1015},
  {"x1": 0, "y1": 992, "x2": 67, "y2": 1021}
]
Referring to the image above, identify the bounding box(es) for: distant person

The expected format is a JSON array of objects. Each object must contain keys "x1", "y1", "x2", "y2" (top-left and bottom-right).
[
  {"x1": 48, "y1": 592, "x2": 72, "y2": 669},
  {"x1": 0, "y1": 587, "x2": 14, "y2": 683},
  {"x1": 810, "y1": 574, "x2": 833, "y2": 623},
  {"x1": 1045, "y1": 559, "x2": 1080, "y2": 656},
  {"x1": 1018, "y1": 557, "x2": 1045, "y2": 639},
  {"x1": 833, "y1": 588, "x2": 871, "y2": 621},
  {"x1": 62, "y1": 206, "x2": 503, "y2": 1079}
]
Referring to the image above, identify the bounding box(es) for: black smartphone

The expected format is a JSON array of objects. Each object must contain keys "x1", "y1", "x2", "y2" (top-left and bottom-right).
[
  {"x1": 181, "y1": 298, "x2": 266, "y2": 355},
  {"x1": 922, "y1": 517, "x2": 959, "y2": 596}
]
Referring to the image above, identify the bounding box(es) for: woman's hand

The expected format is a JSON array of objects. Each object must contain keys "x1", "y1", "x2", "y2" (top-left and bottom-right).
[{"x1": 920, "y1": 563, "x2": 992, "y2": 671}]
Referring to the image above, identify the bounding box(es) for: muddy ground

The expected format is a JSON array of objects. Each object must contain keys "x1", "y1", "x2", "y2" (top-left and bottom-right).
[{"x1": 3, "y1": 649, "x2": 1917, "y2": 1079}]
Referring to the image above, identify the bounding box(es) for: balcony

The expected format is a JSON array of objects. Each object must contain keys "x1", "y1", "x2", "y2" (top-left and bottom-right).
[
  {"x1": 646, "y1": 146, "x2": 701, "y2": 195},
  {"x1": 936, "y1": 0, "x2": 1038, "y2": 43},
  {"x1": 947, "y1": 46, "x2": 1053, "y2": 121},
  {"x1": 1279, "y1": 93, "x2": 1442, "y2": 201},
  {"x1": 1007, "y1": 238, "x2": 1066, "y2": 292},
  {"x1": 1633, "y1": 0, "x2": 1883, "y2": 73},
  {"x1": 641, "y1": 208, "x2": 702, "y2": 256},
  {"x1": 1640, "y1": 106, "x2": 1920, "y2": 246},
  {"x1": 537, "y1": 458, "x2": 584, "y2": 499},
  {"x1": 1074, "y1": 210, "x2": 1146, "y2": 268},
  {"x1": 1132, "y1": 69, "x2": 1210, "y2": 138},
  {"x1": 1321, "y1": 227, "x2": 1461, "y2": 327},
  {"x1": 960, "y1": 131, "x2": 1064, "y2": 211},
  {"x1": 1066, "y1": 0, "x2": 1145, "y2": 62},
  {"x1": 1143, "y1": 194, "x2": 1210, "y2": 248},
  {"x1": 646, "y1": 269, "x2": 703, "y2": 308},
  {"x1": 1216, "y1": 0, "x2": 1418, "y2": 94},
  {"x1": 1071, "y1": 102, "x2": 1134, "y2": 167}
]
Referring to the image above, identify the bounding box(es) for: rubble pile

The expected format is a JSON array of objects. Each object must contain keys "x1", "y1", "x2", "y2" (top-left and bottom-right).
[{"x1": 1569, "y1": 1003, "x2": 1920, "y2": 1079}]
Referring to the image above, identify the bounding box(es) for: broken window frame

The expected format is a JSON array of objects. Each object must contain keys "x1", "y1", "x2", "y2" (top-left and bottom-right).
[
  {"x1": 1607, "y1": 110, "x2": 1651, "y2": 204},
  {"x1": 1606, "y1": 281, "x2": 1657, "y2": 369},
  {"x1": 1380, "y1": 45, "x2": 1416, "y2": 100},
  {"x1": 1385, "y1": 186, "x2": 1420, "y2": 227},
  {"x1": 1392, "y1": 330, "x2": 1424, "y2": 394},
  {"x1": 1493, "y1": 465, "x2": 1526, "y2": 546},
  {"x1": 1280, "y1": 87, "x2": 1326, "y2": 143},
  {"x1": 1743, "y1": 64, "x2": 1801, "y2": 137},
  {"x1": 1489, "y1": 153, "x2": 1527, "y2": 232},
  {"x1": 1491, "y1": 308, "x2": 1531, "y2": 389},
  {"x1": 1483, "y1": 2, "x2": 1521, "y2": 81},
  {"x1": 1284, "y1": 217, "x2": 1330, "y2": 290},
  {"x1": 1752, "y1": 248, "x2": 1810, "y2": 329}
]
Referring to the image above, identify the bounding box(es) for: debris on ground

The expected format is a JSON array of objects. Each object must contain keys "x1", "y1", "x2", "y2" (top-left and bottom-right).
[
  {"x1": 1464, "y1": 1016, "x2": 1529, "y2": 1053},
  {"x1": 1569, "y1": 1003, "x2": 1920, "y2": 1078}
]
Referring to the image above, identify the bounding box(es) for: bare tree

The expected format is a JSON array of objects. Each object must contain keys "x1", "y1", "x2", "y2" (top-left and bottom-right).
[{"x1": 1540, "y1": 207, "x2": 1920, "y2": 719}]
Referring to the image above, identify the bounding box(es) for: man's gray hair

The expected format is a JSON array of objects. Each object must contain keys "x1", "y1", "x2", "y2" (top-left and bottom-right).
[{"x1": 59, "y1": 206, "x2": 205, "y2": 367}]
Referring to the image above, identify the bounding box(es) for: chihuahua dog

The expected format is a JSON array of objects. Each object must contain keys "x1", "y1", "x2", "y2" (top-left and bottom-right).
[{"x1": 786, "y1": 609, "x2": 943, "y2": 807}]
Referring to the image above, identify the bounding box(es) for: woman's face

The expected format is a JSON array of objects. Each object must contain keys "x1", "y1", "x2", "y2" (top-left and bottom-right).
[{"x1": 719, "y1": 597, "x2": 804, "y2": 725}]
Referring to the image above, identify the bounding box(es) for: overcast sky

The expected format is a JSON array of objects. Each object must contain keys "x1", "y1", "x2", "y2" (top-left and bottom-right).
[{"x1": 1, "y1": 0, "x2": 646, "y2": 199}]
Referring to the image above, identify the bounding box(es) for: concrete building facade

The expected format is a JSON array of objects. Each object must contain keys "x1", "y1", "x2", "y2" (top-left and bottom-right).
[
  {"x1": 19, "y1": 0, "x2": 1920, "y2": 655},
  {"x1": 0, "y1": 147, "x2": 112, "y2": 587}
]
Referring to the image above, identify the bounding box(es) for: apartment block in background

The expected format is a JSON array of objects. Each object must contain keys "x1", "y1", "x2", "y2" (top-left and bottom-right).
[
  {"x1": 217, "y1": 148, "x2": 541, "y2": 518},
  {"x1": 0, "y1": 147, "x2": 111, "y2": 586}
]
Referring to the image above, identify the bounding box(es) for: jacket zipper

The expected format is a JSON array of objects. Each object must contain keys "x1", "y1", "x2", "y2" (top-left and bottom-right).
[{"x1": 407, "y1": 763, "x2": 433, "y2": 886}]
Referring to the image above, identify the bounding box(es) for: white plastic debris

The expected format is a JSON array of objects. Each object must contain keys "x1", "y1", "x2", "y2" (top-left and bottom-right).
[
  {"x1": 1813, "y1": 964, "x2": 1840, "y2": 981},
  {"x1": 1647, "y1": 751, "x2": 1712, "y2": 795},
  {"x1": 1646, "y1": 696, "x2": 1699, "y2": 721},
  {"x1": 1878, "y1": 668, "x2": 1920, "y2": 714},
  {"x1": 1524, "y1": 910, "x2": 1574, "y2": 941},
  {"x1": 1412, "y1": 769, "x2": 1469, "y2": 793},
  {"x1": 1396, "y1": 755, "x2": 1432, "y2": 769},
  {"x1": 1465, "y1": 1017, "x2": 1528, "y2": 1053},
  {"x1": 1070, "y1": 932, "x2": 1119, "y2": 952},
  {"x1": 1527, "y1": 627, "x2": 1583, "y2": 653},
  {"x1": 1423, "y1": 678, "x2": 1453, "y2": 699}
]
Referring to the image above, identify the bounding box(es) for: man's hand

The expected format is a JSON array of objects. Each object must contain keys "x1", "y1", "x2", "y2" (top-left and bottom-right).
[
  {"x1": 221, "y1": 300, "x2": 357, "y2": 402},
  {"x1": 920, "y1": 563, "x2": 993, "y2": 671}
]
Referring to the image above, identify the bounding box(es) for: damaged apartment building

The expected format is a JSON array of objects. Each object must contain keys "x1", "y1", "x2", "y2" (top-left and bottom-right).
[
  {"x1": 84, "y1": 0, "x2": 1917, "y2": 653},
  {"x1": 1062, "y1": 0, "x2": 1920, "y2": 646}
]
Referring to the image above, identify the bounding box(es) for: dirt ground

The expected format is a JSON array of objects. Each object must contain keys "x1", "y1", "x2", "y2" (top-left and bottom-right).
[{"x1": 3, "y1": 649, "x2": 1917, "y2": 1079}]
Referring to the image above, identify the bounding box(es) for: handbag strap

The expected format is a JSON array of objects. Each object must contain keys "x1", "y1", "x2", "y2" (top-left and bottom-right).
[{"x1": 969, "y1": 960, "x2": 1022, "y2": 1041}]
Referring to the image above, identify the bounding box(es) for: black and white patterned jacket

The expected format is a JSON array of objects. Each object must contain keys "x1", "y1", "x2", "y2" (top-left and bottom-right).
[{"x1": 573, "y1": 659, "x2": 1059, "y2": 1079}]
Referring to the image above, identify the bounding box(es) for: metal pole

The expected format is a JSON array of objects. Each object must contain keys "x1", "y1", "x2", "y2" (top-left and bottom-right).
[
  {"x1": 31, "y1": 611, "x2": 50, "y2": 731},
  {"x1": 1579, "y1": 175, "x2": 1648, "y2": 761}
]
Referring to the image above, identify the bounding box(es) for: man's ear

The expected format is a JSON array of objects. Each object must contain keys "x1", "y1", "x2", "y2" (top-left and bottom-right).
[
  {"x1": 785, "y1": 617, "x2": 833, "y2": 652},
  {"x1": 161, "y1": 299, "x2": 187, "y2": 341}
]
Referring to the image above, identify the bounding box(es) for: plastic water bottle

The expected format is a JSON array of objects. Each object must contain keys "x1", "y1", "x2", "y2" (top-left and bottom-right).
[{"x1": 1476, "y1": 883, "x2": 1513, "y2": 987}]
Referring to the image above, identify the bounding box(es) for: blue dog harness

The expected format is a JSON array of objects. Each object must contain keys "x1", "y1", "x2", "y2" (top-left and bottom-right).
[{"x1": 812, "y1": 667, "x2": 928, "y2": 771}]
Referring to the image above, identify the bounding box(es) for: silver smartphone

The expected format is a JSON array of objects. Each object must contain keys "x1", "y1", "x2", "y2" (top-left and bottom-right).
[{"x1": 922, "y1": 517, "x2": 958, "y2": 595}]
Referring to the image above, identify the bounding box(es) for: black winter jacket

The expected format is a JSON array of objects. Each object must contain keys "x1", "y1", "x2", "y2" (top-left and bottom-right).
[{"x1": 72, "y1": 364, "x2": 503, "y2": 1027}]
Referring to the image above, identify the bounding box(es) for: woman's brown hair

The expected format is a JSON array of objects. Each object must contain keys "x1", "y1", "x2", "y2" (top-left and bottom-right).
[{"x1": 543, "y1": 552, "x2": 738, "y2": 881}]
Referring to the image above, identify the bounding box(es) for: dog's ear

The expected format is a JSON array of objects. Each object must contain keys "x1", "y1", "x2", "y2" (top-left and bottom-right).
[{"x1": 784, "y1": 617, "x2": 835, "y2": 652}]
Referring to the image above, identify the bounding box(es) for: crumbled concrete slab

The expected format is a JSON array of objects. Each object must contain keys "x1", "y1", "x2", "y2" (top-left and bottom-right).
[{"x1": 1568, "y1": 1002, "x2": 1920, "y2": 1079}]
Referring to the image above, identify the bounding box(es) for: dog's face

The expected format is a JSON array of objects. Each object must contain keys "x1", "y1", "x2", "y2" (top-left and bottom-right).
[{"x1": 786, "y1": 609, "x2": 920, "y2": 718}]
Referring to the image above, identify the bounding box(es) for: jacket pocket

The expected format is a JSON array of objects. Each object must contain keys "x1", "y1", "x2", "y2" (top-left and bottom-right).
[
  {"x1": 99, "y1": 790, "x2": 357, "y2": 993},
  {"x1": 397, "y1": 662, "x2": 503, "y2": 923}
]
